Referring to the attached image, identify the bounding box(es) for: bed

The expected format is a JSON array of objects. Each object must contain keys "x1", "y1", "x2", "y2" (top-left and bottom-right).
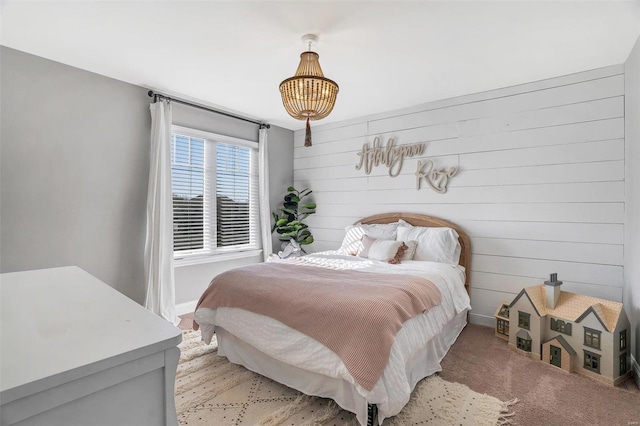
[{"x1": 193, "y1": 212, "x2": 472, "y2": 425}]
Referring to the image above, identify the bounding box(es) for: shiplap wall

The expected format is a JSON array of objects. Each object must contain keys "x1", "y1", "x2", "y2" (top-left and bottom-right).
[{"x1": 293, "y1": 65, "x2": 625, "y2": 327}]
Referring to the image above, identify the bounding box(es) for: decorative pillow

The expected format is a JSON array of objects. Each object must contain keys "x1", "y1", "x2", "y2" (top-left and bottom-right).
[
  {"x1": 396, "y1": 225, "x2": 461, "y2": 264},
  {"x1": 337, "y1": 221, "x2": 402, "y2": 255},
  {"x1": 399, "y1": 240, "x2": 418, "y2": 261},
  {"x1": 389, "y1": 242, "x2": 409, "y2": 264},
  {"x1": 359, "y1": 234, "x2": 377, "y2": 258},
  {"x1": 359, "y1": 235, "x2": 405, "y2": 263}
]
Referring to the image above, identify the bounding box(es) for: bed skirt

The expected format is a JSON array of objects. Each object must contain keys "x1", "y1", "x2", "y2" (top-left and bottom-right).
[{"x1": 214, "y1": 309, "x2": 468, "y2": 426}]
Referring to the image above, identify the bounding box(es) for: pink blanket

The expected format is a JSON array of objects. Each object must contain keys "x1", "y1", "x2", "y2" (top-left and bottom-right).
[{"x1": 194, "y1": 262, "x2": 442, "y2": 391}]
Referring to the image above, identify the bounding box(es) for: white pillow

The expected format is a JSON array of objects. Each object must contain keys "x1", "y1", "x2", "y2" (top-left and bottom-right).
[
  {"x1": 360, "y1": 236, "x2": 404, "y2": 262},
  {"x1": 337, "y1": 221, "x2": 402, "y2": 255},
  {"x1": 369, "y1": 240, "x2": 404, "y2": 262},
  {"x1": 396, "y1": 225, "x2": 461, "y2": 264}
]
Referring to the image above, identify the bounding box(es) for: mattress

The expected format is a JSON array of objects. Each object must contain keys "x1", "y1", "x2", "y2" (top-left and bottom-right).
[{"x1": 194, "y1": 251, "x2": 471, "y2": 425}]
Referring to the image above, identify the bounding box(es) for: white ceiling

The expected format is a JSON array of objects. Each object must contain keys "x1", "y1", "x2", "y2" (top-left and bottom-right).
[{"x1": 2, "y1": 1, "x2": 639, "y2": 131}]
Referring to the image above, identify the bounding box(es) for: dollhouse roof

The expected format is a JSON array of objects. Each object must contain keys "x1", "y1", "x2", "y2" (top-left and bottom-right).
[
  {"x1": 510, "y1": 285, "x2": 623, "y2": 332},
  {"x1": 542, "y1": 335, "x2": 576, "y2": 355}
]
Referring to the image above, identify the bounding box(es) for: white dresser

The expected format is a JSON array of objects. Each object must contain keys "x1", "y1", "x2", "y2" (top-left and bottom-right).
[{"x1": 0, "y1": 267, "x2": 182, "y2": 426}]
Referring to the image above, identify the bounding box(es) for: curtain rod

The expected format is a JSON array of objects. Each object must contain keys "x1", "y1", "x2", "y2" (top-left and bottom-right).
[{"x1": 147, "y1": 90, "x2": 270, "y2": 129}]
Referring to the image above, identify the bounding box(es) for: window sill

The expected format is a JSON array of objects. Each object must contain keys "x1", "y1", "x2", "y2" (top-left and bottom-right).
[{"x1": 174, "y1": 249, "x2": 263, "y2": 268}]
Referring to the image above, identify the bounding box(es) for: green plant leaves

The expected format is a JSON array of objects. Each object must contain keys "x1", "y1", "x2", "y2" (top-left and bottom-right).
[
  {"x1": 299, "y1": 229, "x2": 311, "y2": 239},
  {"x1": 283, "y1": 201, "x2": 297, "y2": 209},
  {"x1": 271, "y1": 186, "x2": 316, "y2": 249}
]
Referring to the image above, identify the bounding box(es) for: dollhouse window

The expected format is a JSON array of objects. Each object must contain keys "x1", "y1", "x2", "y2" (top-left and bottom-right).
[
  {"x1": 498, "y1": 305, "x2": 509, "y2": 318},
  {"x1": 497, "y1": 319, "x2": 509, "y2": 336},
  {"x1": 518, "y1": 311, "x2": 530, "y2": 330},
  {"x1": 620, "y1": 330, "x2": 627, "y2": 350},
  {"x1": 550, "y1": 318, "x2": 572, "y2": 336},
  {"x1": 584, "y1": 350, "x2": 600, "y2": 374},
  {"x1": 584, "y1": 328, "x2": 601, "y2": 350},
  {"x1": 620, "y1": 353, "x2": 628, "y2": 375},
  {"x1": 516, "y1": 337, "x2": 532, "y2": 352}
]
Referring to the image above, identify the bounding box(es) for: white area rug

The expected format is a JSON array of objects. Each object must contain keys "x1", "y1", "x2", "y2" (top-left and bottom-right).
[{"x1": 175, "y1": 330, "x2": 517, "y2": 426}]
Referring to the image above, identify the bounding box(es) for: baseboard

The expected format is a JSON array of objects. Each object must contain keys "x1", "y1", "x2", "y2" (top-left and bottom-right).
[
  {"x1": 176, "y1": 300, "x2": 198, "y2": 316},
  {"x1": 632, "y1": 354, "x2": 640, "y2": 389},
  {"x1": 469, "y1": 312, "x2": 494, "y2": 328}
]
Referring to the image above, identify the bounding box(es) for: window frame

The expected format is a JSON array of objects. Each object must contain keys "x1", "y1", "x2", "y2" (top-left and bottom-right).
[
  {"x1": 516, "y1": 337, "x2": 532, "y2": 352},
  {"x1": 583, "y1": 350, "x2": 600, "y2": 374},
  {"x1": 550, "y1": 318, "x2": 572, "y2": 336},
  {"x1": 497, "y1": 319, "x2": 509, "y2": 336},
  {"x1": 498, "y1": 304, "x2": 510, "y2": 318},
  {"x1": 583, "y1": 327, "x2": 601, "y2": 350},
  {"x1": 518, "y1": 311, "x2": 531, "y2": 330},
  {"x1": 171, "y1": 125, "x2": 260, "y2": 263},
  {"x1": 620, "y1": 353, "x2": 628, "y2": 375}
]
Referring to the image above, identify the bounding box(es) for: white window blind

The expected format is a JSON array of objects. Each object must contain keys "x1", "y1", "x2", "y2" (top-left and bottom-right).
[
  {"x1": 172, "y1": 134, "x2": 205, "y2": 252},
  {"x1": 171, "y1": 129, "x2": 260, "y2": 259}
]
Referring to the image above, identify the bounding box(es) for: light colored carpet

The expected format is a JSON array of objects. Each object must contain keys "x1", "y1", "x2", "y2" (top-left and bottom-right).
[{"x1": 175, "y1": 330, "x2": 517, "y2": 426}]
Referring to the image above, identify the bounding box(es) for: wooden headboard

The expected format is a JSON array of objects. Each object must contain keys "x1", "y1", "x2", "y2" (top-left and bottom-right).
[{"x1": 358, "y1": 212, "x2": 471, "y2": 294}]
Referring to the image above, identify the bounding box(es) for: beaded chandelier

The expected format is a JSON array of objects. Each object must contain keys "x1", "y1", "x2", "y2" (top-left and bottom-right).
[{"x1": 279, "y1": 34, "x2": 339, "y2": 147}]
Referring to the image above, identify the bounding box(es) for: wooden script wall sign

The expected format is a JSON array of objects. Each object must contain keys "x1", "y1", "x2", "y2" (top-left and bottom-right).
[{"x1": 355, "y1": 137, "x2": 458, "y2": 193}]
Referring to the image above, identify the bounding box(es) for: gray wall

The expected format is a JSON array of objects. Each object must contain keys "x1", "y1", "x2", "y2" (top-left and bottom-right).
[
  {"x1": 0, "y1": 47, "x2": 294, "y2": 305},
  {"x1": 1, "y1": 46, "x2": 150, "y2": 303},
  {"x1": 624, "y1": 35, "x2": 640, "y2": 385},
  {"x1": 294, "y1": 65, "x2": 626, "y2": 327}
]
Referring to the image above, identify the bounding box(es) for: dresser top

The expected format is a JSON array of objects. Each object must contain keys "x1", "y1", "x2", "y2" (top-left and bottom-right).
[{"x1": 1, "y1": 266, "x2": 182, "y2": 401}]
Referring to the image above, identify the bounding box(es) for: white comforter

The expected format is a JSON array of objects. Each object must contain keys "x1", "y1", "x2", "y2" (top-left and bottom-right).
[{"x1": 194, "y1": 251, "x2": 471, "y2": 420}]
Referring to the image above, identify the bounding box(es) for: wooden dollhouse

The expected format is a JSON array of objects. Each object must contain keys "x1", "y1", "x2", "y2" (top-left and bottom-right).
[{"x1": 498, "y1": 274, "x2": 631, "y2": 386}]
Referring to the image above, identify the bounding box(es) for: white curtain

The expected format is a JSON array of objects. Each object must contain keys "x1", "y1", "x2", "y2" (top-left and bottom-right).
[
  {"x1": 258, "y1": 127, "x2": 273, "y2": 261},
  {"x1": 144, "y1": 100, "x2": 180, "y2": 326}
]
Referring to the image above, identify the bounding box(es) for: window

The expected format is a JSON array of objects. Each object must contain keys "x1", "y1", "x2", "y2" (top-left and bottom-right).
[
  {"x1": 584, "y1": 350, "x2": 600, "y2": 374},
  {"x1": 498, "y1": 304, "x2": 510, "y2": 318},
  {"x1": 171, "y1": 127, "x2": 260, "y2": 260},
  {"x1": 517, "y1": 337, "x2": 532, "y2": 352},
  {"x1": 584, "y1": 327, "x2": 601, "y2": 350},
  {"x1": 550, "y1": 318, "x2": 572, "y2": 336},
  {"x1": 620, "y1": 330, "x2": 627, "y2": 351},
  {"x1": 518, "y1": 311, "x2": 530, "y2": 330},
  {"x1": 497, "y1": 319, "x2": 509, "y2": 336},
  {"x1": 620, "y1": 353, "x2": 628, "y2": 375}
]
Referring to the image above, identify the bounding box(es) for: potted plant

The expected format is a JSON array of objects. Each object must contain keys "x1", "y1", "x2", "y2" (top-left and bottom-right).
[{"x1": 272, "y1": 186, "x2": 316, "y2": 254}]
